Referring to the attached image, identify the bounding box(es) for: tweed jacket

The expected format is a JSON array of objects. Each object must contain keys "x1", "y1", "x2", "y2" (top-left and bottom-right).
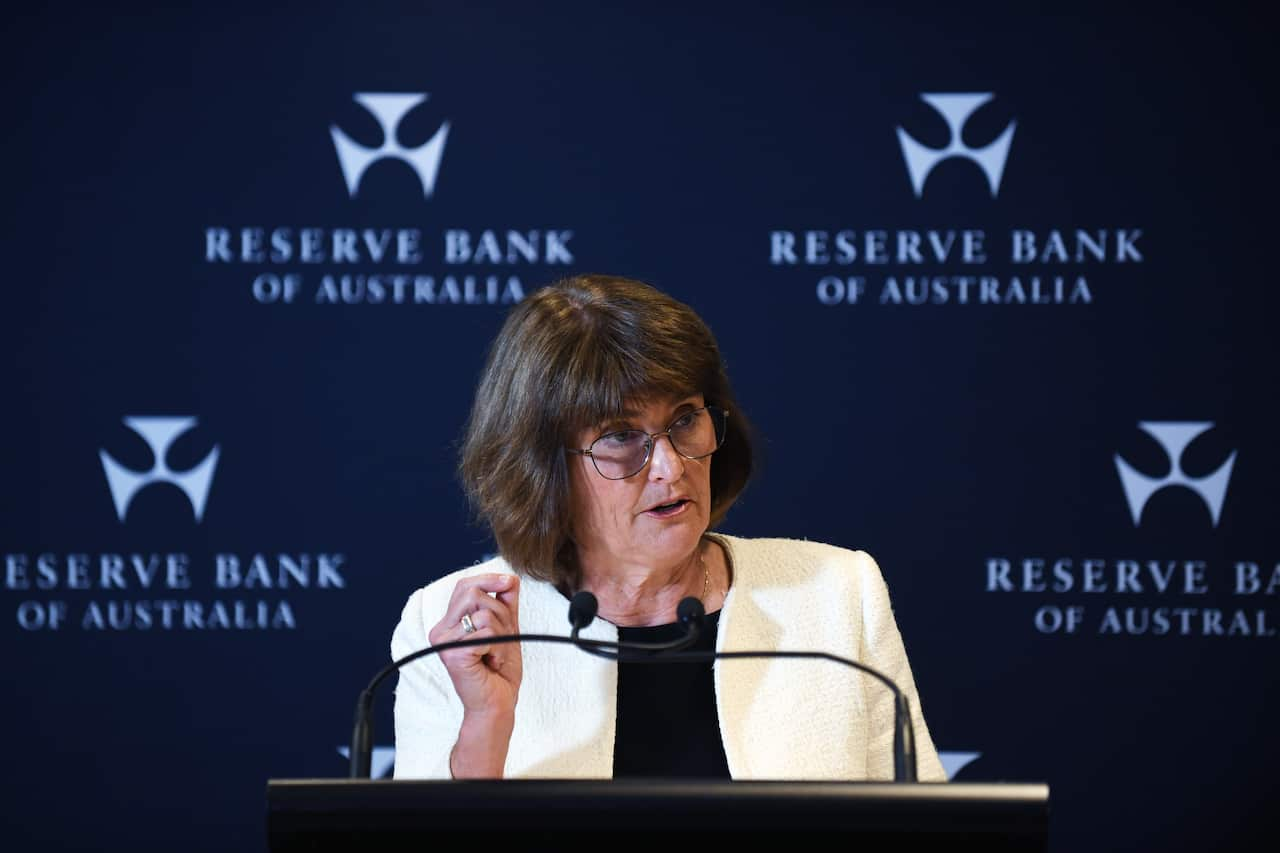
[{"x1": 391, "y1": 534, "x2": 947, "y2": 781}]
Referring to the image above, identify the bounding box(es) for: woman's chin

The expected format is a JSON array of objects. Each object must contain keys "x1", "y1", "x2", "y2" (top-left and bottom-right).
[{"x1": 635, "y1": 515, "x2": 706, "y2": 556}]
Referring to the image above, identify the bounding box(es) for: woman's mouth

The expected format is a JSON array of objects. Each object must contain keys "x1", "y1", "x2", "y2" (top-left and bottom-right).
[{"x1": 644, "y1": 499, "x2": 690, "y2": 518}]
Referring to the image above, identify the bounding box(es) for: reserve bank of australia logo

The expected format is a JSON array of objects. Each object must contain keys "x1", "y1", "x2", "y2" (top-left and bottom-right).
[
  {"x1": 1114, "y1": 422, "x2": 1236, "y2": 527},
  {"x1": 896, "y1": 93, "x2": 1016, "y2": 198},
  {"x1": 330, "y1": 92, "x2": 451, "y2": 199},
  {"x1": 99, "y1": 417, "x2": 220, "y2": 523}
]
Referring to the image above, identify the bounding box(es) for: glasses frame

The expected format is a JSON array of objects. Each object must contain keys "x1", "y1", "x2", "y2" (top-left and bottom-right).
[{"x1": 567, "y1": 405, "x2": 730, "y2": 480}]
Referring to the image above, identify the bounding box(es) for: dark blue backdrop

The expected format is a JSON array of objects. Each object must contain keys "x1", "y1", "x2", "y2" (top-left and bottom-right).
[{"x1": 3, "y1": 3, "x2": 1276, "y2": 850}]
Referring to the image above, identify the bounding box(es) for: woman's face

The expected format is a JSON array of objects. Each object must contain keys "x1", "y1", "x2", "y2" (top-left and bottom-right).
[{"x1": 568, "y1": 393, "x2": 713, "y2": 571}]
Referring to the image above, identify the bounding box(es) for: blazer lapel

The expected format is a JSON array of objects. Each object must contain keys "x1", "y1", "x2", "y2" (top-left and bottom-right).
[
  {"x1": 509, "y1": 576, "x2": 619, "y2": 778},
  {"x1": 714, "y1": 535, "x2": 869, "y2": 780}
]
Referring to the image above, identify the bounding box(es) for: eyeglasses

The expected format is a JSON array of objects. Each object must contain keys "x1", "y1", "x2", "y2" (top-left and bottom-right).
[{"x1": 567, "y1": 406, "x2": 729, "y2": 480}]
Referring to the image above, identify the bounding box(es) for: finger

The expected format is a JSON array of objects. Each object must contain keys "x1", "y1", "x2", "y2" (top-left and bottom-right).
[
  {"x1": 494, "y1": 579, "x2": 520, "y2": 630},
  {"x1": 457, "y1": 610, "x2": 516, "y2": 655},
  {"x1": 478, "y1": 592, "x2": 518, "y2": 634},
  {"x1": 494, "y1": 576, "x2": 520, "y2": 610},
  {"x1": 483, "y1": 647, "x2": 520, "y2": 679},
  {"x1": 454, "y1": 610, "x2": 514, "y2": 664},
  {"x1": 474, "y1": 628, "x2": 521, "y2": 677},
  {"x1": 448, "y1": 593, "x2": 516, "y2": 638},
  {"x1": 458, "y1": 628, "x2": 520, "y2": 675},
  {"x1": 451, "y1": 627, "x2": 497, "y2": 672},
  {"x1": 466, "y1": 608, "x2": 493, "y2": 633},
  {"x1": 432, "y1": 599, "x2": 501, "y2": 646},
  {"x1": 443, "y1": 574, "x2": 517, "y2": 625},
  {"x1": 480, "y1": 635, "x2": 520, "y2": 677},
  {"x1": 455, "y1": 582, "x2": 520, "y2": 632},
  {"x1": 431, "y1": 575, "x2": 519, "y2": 644}
]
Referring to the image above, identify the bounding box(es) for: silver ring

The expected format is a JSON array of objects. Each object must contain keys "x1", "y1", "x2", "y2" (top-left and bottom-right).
[{"x1": 460, "y1": 613, "x2": 476, "y2": 634}]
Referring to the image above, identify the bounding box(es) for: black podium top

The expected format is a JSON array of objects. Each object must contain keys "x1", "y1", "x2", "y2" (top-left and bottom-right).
[{"x1": 267, "y1": 779, "x2": 1049, "y2": 851}]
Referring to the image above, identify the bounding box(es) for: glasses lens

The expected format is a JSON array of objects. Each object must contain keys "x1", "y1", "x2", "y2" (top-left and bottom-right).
[
  {"x1": 586, "y1": 407, "x2": 729, "y2": 479},
  {"x1": 590, "y1": 430, "x2": 650, "y2": 479},
  {"x1": 668, "y1": 407, "x2": 727, "y2": 459}
]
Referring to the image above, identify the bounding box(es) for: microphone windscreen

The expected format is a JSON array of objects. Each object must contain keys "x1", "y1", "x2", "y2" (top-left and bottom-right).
[
  {"x1": 568, "y1": 590, "x2": 599, "y2": 630},
  {"x1": 676, "y1": 596, "x2": 705, "y2": 628}
]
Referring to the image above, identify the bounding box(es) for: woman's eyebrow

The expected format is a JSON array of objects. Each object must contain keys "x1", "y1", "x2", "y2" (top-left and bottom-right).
[
  {"x1": 597, "y1": 414, "x2": 637, "y2": 432},
  {"x1": 598, "y1": 398, "x2": 700, "y2": 432}
]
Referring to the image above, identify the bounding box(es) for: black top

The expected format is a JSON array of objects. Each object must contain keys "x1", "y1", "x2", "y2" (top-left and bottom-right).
[{"x1": 612, "y1": 609, "x2": 731, "y2": 779}]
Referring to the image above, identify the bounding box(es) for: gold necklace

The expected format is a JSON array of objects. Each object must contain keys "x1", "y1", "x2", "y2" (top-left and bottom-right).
[{"x1": 699, "y1": 543, "x2": 709, "y2": 604}]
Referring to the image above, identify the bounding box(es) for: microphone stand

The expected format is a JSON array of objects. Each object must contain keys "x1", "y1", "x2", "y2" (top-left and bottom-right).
[{"x1": 351, "y1": 595, "x2": 917, "y2": 782}]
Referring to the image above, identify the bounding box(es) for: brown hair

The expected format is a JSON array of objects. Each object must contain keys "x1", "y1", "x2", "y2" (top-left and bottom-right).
[{"x1": 458, "y1": 274, "x2": 754, "y2": 587}]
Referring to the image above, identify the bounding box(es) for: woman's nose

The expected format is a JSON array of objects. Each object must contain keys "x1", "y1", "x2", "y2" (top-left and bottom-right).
[{"x1": 647, "y1": 434, "x2": 685, "y2": 481}]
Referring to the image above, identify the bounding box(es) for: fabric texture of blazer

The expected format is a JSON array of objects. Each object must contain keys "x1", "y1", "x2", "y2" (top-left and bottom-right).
[{"x1": 391, "y1": 534, "x2": 947, "y2": 781}]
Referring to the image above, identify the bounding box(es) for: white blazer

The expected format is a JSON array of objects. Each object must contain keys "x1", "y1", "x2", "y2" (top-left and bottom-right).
[{"x1": 391, "y1": 534, "x2": 947, "y2": 781}]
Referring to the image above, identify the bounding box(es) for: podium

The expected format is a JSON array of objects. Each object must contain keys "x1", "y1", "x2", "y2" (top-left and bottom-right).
[{"x1": 266, "y1": 779, "x2": 1049, "y2": 850}]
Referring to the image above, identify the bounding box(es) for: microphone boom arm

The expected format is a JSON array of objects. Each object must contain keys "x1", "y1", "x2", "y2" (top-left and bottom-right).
[{"x1": 352, "y1": 634, "x2": 918, "y2": 782}]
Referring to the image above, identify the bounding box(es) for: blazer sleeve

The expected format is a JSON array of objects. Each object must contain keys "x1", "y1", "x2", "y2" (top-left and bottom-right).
[
  {"x1": 390, "y1": 587, "x2": 464, "y2": 779},
  {"x1": 854, "y1": 551, "x2": 948, "y2": 782}
]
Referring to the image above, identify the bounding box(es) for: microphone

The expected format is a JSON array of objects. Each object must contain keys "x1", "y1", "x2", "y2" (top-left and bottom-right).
[
  {"x1": 676, "y1": 596, "x2": 705, "y2": 636},
  {"x1": 568, "y1": 590, "x2": 598, "y2": 633},
  {"x1": 351, "y1": 596, "x2": 918, "y2": 782},
  {"x1": 568, "y1": 591, "x2": 703, "y2": 660}
]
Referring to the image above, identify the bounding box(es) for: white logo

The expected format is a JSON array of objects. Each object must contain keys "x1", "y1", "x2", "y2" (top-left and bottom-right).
[
  {"x1": 938, "y1": 751, "x2": 982, "y2": 781},
  {"x1": 1114, "y1": 422, "x2": 1236, "y2": 527},
  {"x1": 99, "y1": 417, "x2": 221, "y2": 523},
  {"x1": 896, "y1": 93, "x2": 1016, "y2": 198},
  {"x1": 330, "y1": 93, "x2": 450, "y2": 199}
]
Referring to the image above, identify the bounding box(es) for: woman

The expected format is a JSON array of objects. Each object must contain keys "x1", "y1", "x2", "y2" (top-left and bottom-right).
[{"x1": 391, "y1": 274, "x2": 946, "y2": 781}]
